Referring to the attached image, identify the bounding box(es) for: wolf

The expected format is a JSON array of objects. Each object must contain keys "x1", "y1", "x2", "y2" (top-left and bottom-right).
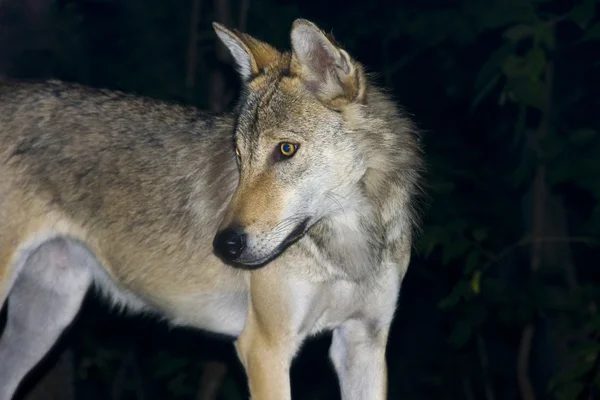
[{"x1": 0, "y1": 19, "x2": 423, "y2": 400}]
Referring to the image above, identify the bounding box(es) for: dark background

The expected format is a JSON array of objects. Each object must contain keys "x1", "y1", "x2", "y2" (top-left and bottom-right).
[{"x1": 1, "y1": 0, "x2": 599, "y2": 399}]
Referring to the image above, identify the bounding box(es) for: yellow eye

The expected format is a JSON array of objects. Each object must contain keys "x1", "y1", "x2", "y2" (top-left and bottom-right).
[
  {"x1": 235, "y1": 146, "x2": 241, "y2": 159},
  {"x1": 279, "y1": 143, "x2": 297, "y2": 158}
]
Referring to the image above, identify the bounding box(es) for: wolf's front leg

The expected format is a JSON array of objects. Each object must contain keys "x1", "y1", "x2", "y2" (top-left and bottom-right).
[
  {"x1": 234, "y1": 268, "x2": 302, "y2": 400},
  {"x1": 235, "y1": 307, "x2": 295, "y2": 400},
  {"x1": 329, "y1": 318, "x2": 392, "y2": 400},
  {"x1": 329, "y1": 261, "x2": 404, "y2": 400}
]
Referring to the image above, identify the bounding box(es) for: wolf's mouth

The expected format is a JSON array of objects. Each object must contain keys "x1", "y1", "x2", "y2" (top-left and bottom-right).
[{"x1": 233, "y1": 217, "x2": 310, "y2": 269}]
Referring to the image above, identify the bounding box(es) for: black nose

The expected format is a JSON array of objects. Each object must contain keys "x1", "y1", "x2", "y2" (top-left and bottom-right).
[{"x1": 213, "y1": 228, "x2": 246, "y2": 261}]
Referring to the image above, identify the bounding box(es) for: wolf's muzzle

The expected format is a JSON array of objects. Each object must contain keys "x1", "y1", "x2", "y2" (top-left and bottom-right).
[{"x1": 213, "y1": 228, "x2": 246, "y2": 261}]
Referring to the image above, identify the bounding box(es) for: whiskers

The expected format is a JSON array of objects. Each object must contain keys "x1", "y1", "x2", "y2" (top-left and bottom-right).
[
  {"x1": 270, "y1": 191, "x2": 350, "y2": 238},
  {"x1": 323, "y1": 191, "x2": 346, "y2": 215},
  {"x1": 269, "y1": 214, "x2": 309, "y2": 238},
  {"x1": 253, "y1": 190, "x2": 355, "y2": 245}
]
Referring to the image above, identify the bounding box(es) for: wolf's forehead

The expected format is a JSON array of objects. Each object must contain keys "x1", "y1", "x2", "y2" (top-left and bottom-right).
[{"x1": 235, "y1": 77, "x2": 310, "y2": 142}]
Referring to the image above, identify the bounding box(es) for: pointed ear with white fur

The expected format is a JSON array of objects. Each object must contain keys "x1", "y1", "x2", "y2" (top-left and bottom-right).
[
  {"x1": 290, "y1": 19, "x2": 367, "y2": 108},
  {"x1": 213, "y1": 22, "x2": 281, "y2": 81}
]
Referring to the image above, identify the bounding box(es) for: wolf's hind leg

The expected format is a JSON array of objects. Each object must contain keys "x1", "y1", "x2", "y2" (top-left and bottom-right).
[{"x1": 0, "y1": 239, "x2": 92, "y2": 400}]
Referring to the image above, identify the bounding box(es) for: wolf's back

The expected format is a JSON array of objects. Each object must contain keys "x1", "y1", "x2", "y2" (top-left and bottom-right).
[
  {"x1": 0, "y1": 80, "x2": 238, "y2": 236},
  {"x1": 0, "y1": 79, "x2": 235, "y2": 169}
]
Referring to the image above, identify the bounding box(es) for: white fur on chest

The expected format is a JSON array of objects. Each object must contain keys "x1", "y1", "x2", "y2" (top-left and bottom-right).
[{"x1": 285, "y1": 264, "x2": 401, "y2": 338}]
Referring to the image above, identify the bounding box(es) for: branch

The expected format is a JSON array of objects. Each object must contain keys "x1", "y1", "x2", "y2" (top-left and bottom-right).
[
  {"x1": 517, "y1": 324, "x2": 536, "y2": 400},
  {"x1": 476, "y1": 334, "x2": 497, "y2": 400},
  {"x1": 476, "y1": 236, "x2": 599, "y2": 273},
  {"x1": 195, "y1": 361, "x2": 227, "y2": 400},
  {"x1": 461, "y1": 371, "x2": 476, "y2": 400}
]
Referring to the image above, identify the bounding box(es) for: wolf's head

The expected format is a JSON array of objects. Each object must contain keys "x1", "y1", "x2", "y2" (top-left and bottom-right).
[{"x1": 212, "y1": 19, "x2": 385, "y2": 268}]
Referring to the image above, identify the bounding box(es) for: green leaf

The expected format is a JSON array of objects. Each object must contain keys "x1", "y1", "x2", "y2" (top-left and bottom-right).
[
  {"x1": 552, "y1": 361, "x2": 595, "y2": 386},
  {"x1": 473, "y1": 228, "x2": 488, "y2": 242},
  {"x1": 570, "y1": 129, "x2": 598, "y2": 145},
  {"x1": 526, "y1": 47, "x2": 546, "y2": 79},
  {"x1": 416, "y1": 226, "x2": 448, "y2": 258},
  {"x1": 465, "y1": 251, "x2": 480, "y2": 273},
  {"x1": 585, "y1": 314, "x2": 600, "y2": 334},
  {"x1": 473, "y1": 42, "x2": 517, "y2": 105},
  {"x1": 448, "y1": 320, "x2": 472, "y2": 348},
  {"x1": 470, "y1": 270, "x2": 482, "y2": 294},
  {"x1": 552, "y1": 381, "x2": 585, "y2": 400},
  {"x1": 582, "y1": 23, "x2": 600, "y2": 41},
  {"x1": 439, "y1": 281, "x2": 470, "y2": 309},
  {"x1": 503, "y1": 24, "x2": 535, "y2": 41},
  {"x1": 442, "y1": 239, "x2": 470, "y2": 264},
  {"x1": 504, "y1": 77, "x2": 547, "y2": 111},
  {"x1": 570, "y1": 0, "x2": 596, "y2": 30},
  {"x1": 502, "y1": 47, "x2": 548, "y2": 80},
  {"x1": 477, "y1": 3, "x2": 535, "y2": 30},
  {"x1": 502, "y1": 54, "x2": 528, "y2": 78},
  {"x1": 471, "y1": 74, "x2": 501, "y2": 110},
  {"x1": 534, "y1": 20, "x2": 556, "y2": 50},
  {"x1": 573, "y1": 341, "x2": 600, "y2": 357}
]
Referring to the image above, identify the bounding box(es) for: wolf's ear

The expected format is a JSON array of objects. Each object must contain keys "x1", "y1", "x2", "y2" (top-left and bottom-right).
[
  {"x1": 213, "y1": 22, "x2": 281, "y2": 81},
  {"x1": 290, "y1": 19, "x2": 367, "y2": 108}
]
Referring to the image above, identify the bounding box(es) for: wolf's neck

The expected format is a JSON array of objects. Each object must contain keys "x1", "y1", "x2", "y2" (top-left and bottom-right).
[
  {"x1": 305, "y1": 191, "x2": 384, "y2": 282},
  {"x1": 304, "y1": 87, "x2": 422, "y2": 280}
]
